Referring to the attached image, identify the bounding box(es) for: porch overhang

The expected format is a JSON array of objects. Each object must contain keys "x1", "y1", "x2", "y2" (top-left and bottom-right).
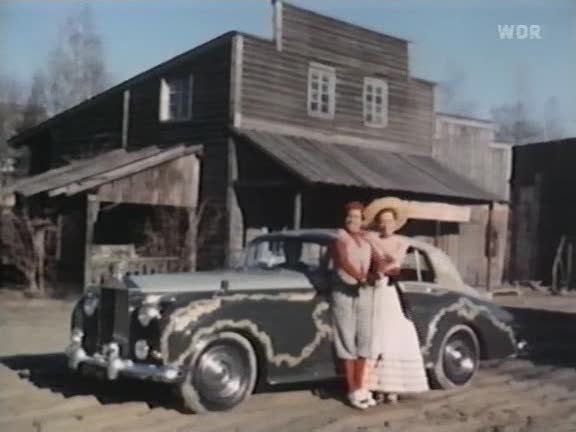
[
  {"x1": 1, "y1": 144, "x2": 202, "y2": 208},
  {"x1": 234, "y1": 129, "x2": 502, "y2": 205}
]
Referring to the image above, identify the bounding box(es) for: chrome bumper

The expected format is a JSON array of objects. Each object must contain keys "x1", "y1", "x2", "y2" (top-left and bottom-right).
[{"x1": 65, "y1": 342, "x2": 181, "y2": 384}]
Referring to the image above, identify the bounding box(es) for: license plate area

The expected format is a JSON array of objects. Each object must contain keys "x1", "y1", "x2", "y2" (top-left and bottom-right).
[{"x1": 80, "y1": 364, "x2": 107, "y2": 379}]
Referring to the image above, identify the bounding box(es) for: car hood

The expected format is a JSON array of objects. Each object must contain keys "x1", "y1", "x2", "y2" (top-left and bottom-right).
[{"x1": 124, "y1": 269, "x2": 313, "y2": 293}]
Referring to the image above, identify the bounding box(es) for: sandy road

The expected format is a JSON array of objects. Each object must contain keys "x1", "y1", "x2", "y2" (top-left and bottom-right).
[{"x1": 1, "y1": 292, "x2": 576, "y2": 432}]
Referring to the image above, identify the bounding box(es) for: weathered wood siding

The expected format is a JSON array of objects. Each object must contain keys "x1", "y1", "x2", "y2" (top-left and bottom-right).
[
  {"x1": 128, "y1": 41, "x2": 232, "y2": 148},
  {"x1": 240, "y1": 4, "x2": 435, "y2": 155},
  {"x1": 432, "y1": 114, "x2": 512, "y2": 286},
  {"x1": 433, "y1": 115, "x2": 511, "y2": 200},
  {"x1": 281, "y1": 4, "x2": 408, "y2": 79},
  {"x1": 50, "y1": 94, "x2": 124, "y2": 165},
  {"x1": 509, "y1": 139, "x2": 576, "y2": 284},
  {"x1": 97, "y1": 154, "x2": 200, "y2": 207}
]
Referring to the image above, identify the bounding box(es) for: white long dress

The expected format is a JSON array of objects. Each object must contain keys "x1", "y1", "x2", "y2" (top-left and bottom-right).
[{"x1": 365, "y1": 234, "x2": 429, "y2": 394}]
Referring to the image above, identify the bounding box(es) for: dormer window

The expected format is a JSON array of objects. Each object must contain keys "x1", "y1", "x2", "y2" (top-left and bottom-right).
[
  {"x1": 363, "y1": 77, "x2": 388, "y2": 128},
  {"x1": 159, "y1": 74, "x2": 193, "y2": 122},
  {"x1": 307, "y1": 63, "x2": 335, "y2": 119}
]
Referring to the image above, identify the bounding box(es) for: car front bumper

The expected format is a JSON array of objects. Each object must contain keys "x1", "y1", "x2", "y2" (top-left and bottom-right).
[{"x1": 65, "y1": 341, "x2": 182, "y2": 384}]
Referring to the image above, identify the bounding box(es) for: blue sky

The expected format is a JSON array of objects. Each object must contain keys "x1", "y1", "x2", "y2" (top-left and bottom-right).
[{"x1": 1, "y1": 0, "x2": 575, "y2": 136}]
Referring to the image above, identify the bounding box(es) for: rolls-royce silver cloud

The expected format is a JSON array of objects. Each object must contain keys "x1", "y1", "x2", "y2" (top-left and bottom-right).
[{"x1": 66, "y1": 230, "x2": 523, "y2": 413}]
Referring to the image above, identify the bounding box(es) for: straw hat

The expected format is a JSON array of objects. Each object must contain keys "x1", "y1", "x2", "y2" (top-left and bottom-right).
[{"x1": 363, "y1": 197, "x2": 409, "y2": 230}]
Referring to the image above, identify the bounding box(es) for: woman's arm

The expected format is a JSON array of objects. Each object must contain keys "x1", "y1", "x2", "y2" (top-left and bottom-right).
[{"x1": 331, "y1": 239, "x2": 366, "y2": 284}]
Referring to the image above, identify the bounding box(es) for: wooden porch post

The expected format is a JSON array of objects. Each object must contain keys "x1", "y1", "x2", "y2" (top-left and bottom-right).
[
  {"x1": 84, "y1": 194, "x2": 100, "y2": 290},
  {"x1": 293, "y1": 191, "x2": 302, "y2": 229},
  {"x1": 486, "y1": 201, "x2": 495, "y2": 292},
  {"x1": 227, "y1": 138, "x2": 244, "y2": 268},
  {"x1": 187, "y1": 206, "x2": 198, "y2": 271},
  {"x1": 121, "y1": 89, "x2": 130, "y2": 148}
]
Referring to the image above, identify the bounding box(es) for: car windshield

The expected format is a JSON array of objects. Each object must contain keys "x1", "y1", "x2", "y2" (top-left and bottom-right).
[{"x1": 244, "y1": 238, "x2": 329, "y2": 273}]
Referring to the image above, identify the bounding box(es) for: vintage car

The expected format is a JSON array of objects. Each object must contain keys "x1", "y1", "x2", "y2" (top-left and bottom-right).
[{"x1": 66, "y1": 230, "x2": 523, "y2": 413}]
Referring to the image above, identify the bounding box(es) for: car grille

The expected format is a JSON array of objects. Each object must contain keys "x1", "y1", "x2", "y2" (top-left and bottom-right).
[{"x1": 83, "y1": 287, "x2": 130, "y2": 356}]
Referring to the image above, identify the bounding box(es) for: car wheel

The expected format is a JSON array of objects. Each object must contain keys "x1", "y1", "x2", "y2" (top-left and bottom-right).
[
  {"x1": 429, "y1": 324, "x2": 480, "y2": 390},
  {"x1": 180, "y1": 332, "x2": 258, "y2": 413}
]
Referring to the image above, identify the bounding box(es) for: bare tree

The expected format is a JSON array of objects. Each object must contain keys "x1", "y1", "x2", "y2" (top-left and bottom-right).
[
  {"x1": 542, "y1": 96, "x2": 565, "y2": 141},
  {"x1": 491, "y1": 101, "x2": 543, "y2": 145},
  {"x1": 0, "y1": 206, "x2": 56, "y2": 295},
  {"x1": 0, "y1": 76, "x2": 25, "y2": 150},
  {"x1": 18, "y1": 72, "x2": 48, "y2": 132},
  {"x1": 35, "y1": 4, "x2": 111, "y2": 117},
  {"x1": 0, "y1": 75, "x2": 27, "y2": 185},
  {"x1": 489, "y1": 67, "x2": 567, "y2": 146},
  {"x1": 437, "y1": 60, "x2": 478, "y2": 117}
]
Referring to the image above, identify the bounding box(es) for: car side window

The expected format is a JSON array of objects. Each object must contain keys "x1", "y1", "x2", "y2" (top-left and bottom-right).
[
  {"x1": 252, "y1": 239, "x2": 328, "y2": 273},
  {"x1": 401, "y1": 247, "x2": 436, "y2": 283}
]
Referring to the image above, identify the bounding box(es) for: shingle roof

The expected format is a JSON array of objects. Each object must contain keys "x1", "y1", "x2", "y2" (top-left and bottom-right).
[
  {"x1": 236, "y1": 129, "x2": 500, "y2": 202},
  {"x1": 3, "y1": 145, "x2": 201, "y2": 200}
]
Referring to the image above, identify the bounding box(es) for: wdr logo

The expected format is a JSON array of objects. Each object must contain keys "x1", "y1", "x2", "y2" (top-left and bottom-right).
[{"x1": 498, "y1": 25, "x2": 542, "y2": 40}]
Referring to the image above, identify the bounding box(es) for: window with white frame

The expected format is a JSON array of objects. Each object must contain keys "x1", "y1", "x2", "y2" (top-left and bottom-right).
[
  {"x1": 307, "y1": 63, "x2": 336, "y2": 118},
  {"x1": 159, "y1": 74, "x2": 193, "y2": 122},
  {"x1": 363, "y1": 77, "x2": 388, "y2": 127}
]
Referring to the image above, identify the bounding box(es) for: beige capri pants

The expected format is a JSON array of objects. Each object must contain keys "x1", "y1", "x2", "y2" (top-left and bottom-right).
[{"x1": 331, "y1": 280, "x2": 375, "y2": 360}]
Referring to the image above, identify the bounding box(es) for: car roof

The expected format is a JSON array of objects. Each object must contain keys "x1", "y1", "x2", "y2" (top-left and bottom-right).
[
  {"x1": 250, "y1": 229, "x2": 441, "y2": 251},
  {"x1": 249, "y1": 229, "x2": 477, "y2": 295},
  {"x1": 249, "y1": 229, "x2": 339, "y2": 243}
]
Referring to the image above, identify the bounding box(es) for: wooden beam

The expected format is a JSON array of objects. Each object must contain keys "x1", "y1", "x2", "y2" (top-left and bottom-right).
[
  {"x1": 84, "y1": 194, "x2": 100, "y2": 290},
  {"x1": 486, "y1": 202, "x2": 494, "y2": 291},
  {"x1": 235, "y1": 180, "x2": 295, "y2": 188},
  {"x1": 405, "y1": 201, "x2": 471, "y2": 223},
  {"x1": 273, "y1": 0, "x2": 283, "y2": 51},
  {"x1": 227, "y1": 138, "x2": 244, "y2": 268},
  {"x1": 293, "y1": 191, "x2": 302, "y2": 229},
  {"x1": 121, "y1": 89, "x2": 130, "y2": 148},
  {"x1": 230, "y1": 34, "x2": 244, "y2": 129}
]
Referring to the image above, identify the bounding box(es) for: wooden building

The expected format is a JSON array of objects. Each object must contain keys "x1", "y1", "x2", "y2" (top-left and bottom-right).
[
  {"x1": 5, "y1": 2, "x2": 504, "y2": 289},
  {"x1": 433, "y1": 113, "x2": 512, "y2": 287},
  {"x1": 509, "y1": 138, "x2": 576, "y2": 290}
]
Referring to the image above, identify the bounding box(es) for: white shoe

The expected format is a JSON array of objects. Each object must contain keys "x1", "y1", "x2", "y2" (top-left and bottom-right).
[
  {"x1": 348, "y1": 391, "x2": 370, "y2": 410},
  {"x1": 386, "y1": 393, "x2": 399, "y2": 404},
  {"x1": 360, "y1": 390, "x2": 377, "y2": 407}
]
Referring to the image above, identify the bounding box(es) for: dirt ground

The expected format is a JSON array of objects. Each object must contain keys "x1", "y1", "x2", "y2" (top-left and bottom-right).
[{"x1": 2, "y1": 289, "x2": 576, "y2": 432}]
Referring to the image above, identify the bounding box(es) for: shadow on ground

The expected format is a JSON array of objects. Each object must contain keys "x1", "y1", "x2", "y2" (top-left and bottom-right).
[
  {"x1": 505, "y1": 306, "x2": 576, "y2": 368},
  {"x1": 0, "y1": 353, "x2": 342, "y2": 412},
  {"x1": 3, "y1": 306, "x2": 575, "y2": 412}
]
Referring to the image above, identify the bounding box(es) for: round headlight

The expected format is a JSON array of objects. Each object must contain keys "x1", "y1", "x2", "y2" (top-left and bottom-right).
[
  {"x1": 137, "y1": 304, "x2": 160, "y2": 327},
  {"x1": 134, "y1": 340, "x2": 150, "y2": 360},
  {"x1": 83, "y1": 293, "x2": 99, "y2": 316}
]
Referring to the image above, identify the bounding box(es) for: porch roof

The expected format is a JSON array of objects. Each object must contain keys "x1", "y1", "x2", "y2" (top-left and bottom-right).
[
  {"x1": 235, "y1": 129, "x2": 500, "y2": 202},
  {"x1": 2, "y1": 144, "x2": 201, "y2": 202}
]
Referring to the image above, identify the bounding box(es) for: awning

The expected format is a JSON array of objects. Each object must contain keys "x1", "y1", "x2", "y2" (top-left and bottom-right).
[
  {"x1": 235, "y1": 129, "x2": 500, "y2": 202},
  {"x1": 2, "y1": 144, "x2": 201, "y2": 205}
]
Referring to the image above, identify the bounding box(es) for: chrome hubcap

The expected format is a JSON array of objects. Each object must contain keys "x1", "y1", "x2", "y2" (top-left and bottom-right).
[
  {"x1": 194, "y1": 344, "x2": 249, "y2": 406},
  {"x1": 443, "y1": 334, "x2": 477, "y2": 385}
]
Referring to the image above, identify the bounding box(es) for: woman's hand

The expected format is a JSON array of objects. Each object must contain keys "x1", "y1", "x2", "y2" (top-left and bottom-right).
[{"x1": 384, "y1": 267, "x2": 400, "y2": 277}]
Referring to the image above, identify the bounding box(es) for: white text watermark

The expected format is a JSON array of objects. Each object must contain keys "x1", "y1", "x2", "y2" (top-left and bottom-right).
[{"x1": 497, "y1": 25, "x2": 542, "y2": 40}]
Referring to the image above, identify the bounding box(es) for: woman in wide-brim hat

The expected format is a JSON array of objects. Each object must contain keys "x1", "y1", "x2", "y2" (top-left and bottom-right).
[{"x1": 363, "y1": 197, "x2": 429, "y2": 403}]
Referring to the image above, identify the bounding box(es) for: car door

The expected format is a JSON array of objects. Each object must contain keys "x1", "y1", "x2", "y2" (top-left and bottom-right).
[
  {"x1": 398, "y1": 247, "x2": 443, "y2": 343},
  {"x1": 252, "y1": 238, "x2": 337, "y2": 385}
]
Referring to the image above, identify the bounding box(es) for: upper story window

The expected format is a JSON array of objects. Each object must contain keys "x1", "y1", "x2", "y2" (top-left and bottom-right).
[
  {"x1": 363, "y1": 77, "x2": 388, "y2": 128},
  {"x1": 159, "y1": 74, "x2": 193, "y2": 122},
  {"x1": 307, "y1": 63, "x2": 336, "y2": 119}
]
